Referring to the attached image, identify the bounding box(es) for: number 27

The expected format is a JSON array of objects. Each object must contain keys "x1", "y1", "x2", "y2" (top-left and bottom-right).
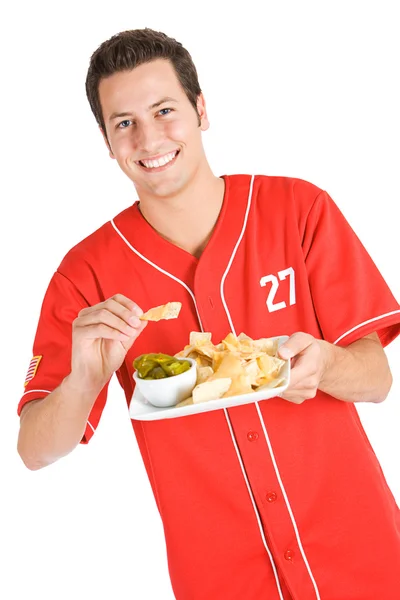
[{"x1": 260, "y1": 267, "x2": 296, "y2": 313}]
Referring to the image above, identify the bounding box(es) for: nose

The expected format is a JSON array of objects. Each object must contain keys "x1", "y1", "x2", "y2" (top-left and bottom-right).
[{"x1": 135, "y1": 121, "x2": 164, "y2": 156}]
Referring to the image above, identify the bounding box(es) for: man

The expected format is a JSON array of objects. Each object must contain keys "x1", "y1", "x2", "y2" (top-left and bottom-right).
[{"x1": 17, "y1": 28, "x2": 400, "y2": 600}]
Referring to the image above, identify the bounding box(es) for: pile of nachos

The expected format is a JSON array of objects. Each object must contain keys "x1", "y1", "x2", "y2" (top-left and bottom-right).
[{"x1": 173, "y1": 331, "x2": 287, "y2": 407}]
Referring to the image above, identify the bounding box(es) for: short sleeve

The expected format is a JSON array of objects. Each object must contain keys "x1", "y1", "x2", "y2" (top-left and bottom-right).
[
  {"x1": 18, "y1": 271, "x2": 110, "y2": 444},
  {"x1": 303, "y1": 191, "x2": 400, "y2": 347}
]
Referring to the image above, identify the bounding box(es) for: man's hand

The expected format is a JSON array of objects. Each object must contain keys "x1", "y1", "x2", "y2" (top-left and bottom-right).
[
  {"x1": 71, "y1": 294, "x2": 147, "y2": 390},
  {"x1": 277, "y1": 333, "x2": 328, "y2": 404},
  {"x1": 18, "y1": 294, "x2": 148, "y2": 471},
  {"x1": 277, "y1": 331, "x2": 392, "y2": 405}
]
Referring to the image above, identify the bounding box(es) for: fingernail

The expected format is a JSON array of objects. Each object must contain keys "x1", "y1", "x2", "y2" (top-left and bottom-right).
[
  {"x1": 279, "y1": 348, "x2": 293, "y2": 359},
  {"x1": 129, "y1": 316, "x2": 141, "y2": 327}
]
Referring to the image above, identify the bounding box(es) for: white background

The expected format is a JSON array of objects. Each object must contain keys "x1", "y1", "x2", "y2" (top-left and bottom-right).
[{"x1": 1, "y1": 1, "x2": 399, "y2": 599}]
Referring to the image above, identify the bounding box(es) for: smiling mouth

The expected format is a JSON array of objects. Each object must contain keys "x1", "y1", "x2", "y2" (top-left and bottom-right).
[{"x1": 136, "y1": 150, "x2": 180, "y2": 171}]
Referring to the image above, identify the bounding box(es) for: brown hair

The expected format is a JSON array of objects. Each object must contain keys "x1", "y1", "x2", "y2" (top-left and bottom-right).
[{"x1": 85, "y1": 28, "x2": 202, "y2": 140}]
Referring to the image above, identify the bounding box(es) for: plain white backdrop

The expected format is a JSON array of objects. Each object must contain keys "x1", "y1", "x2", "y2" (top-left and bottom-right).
[{"x1": 1, "y1": 1, "x2": 399, "y2": 599}]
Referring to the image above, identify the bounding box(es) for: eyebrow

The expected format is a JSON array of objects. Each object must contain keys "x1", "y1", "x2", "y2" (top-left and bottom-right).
[{"x1": 109, "y1": 96, "x2": 178, "y2": 121}]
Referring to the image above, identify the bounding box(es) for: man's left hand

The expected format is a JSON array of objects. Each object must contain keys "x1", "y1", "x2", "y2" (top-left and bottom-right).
[{"x1": 277, "y1": 332, "x2": 329, "y2": 404}]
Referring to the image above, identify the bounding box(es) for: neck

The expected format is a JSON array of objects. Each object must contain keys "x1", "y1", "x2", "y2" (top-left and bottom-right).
[{"x1": 136, "y1": 164, "x2": 225, "y2": 258}]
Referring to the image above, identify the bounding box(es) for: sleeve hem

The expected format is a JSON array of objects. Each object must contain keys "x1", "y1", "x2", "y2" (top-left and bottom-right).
[
  {"x1": 81, "y1": 420, "x2": 96, "y2": 445},
  {"x1": 333, "y1": 310, "x2": 400, "y2": 348},
  {"x1": 18, "y1": 391, "x2": 97, "y2": 446},
  {"x1": 17, "y1": 389, "x2": 52, "y2": 416}
]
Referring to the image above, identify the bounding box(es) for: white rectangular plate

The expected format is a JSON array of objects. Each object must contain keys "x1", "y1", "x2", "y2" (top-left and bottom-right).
[{"x1": 129, "y1": 336, "x2": 290, "y2": 421}]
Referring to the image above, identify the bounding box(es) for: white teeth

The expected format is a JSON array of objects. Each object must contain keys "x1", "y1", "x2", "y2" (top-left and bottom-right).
[{"x1": 140, "y1": 151, "x2": 177, "y2": 169}]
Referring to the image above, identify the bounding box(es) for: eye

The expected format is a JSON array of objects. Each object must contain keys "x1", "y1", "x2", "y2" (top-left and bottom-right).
[
  {"x1": 159, "y1": 108, "x2": 173, "y2": 116},
  {"x1": 117, "y1": 119, "x2": 132, "y2": 129}
]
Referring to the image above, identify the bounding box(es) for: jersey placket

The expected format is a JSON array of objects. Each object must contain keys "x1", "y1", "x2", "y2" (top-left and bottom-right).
[
  {"x1": 225, "y1": 403, "x2": 321, "y2": 600},
  {"x1": 193, "y1": 174, "x2": 255, "y2": 339},
  {"x1": 193, "y1": 175, "x2": 321, "y2": 599}
]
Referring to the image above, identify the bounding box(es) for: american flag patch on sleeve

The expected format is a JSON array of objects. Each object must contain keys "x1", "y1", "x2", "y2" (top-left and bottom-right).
[{"x1": 24, "y1": 355, "x2": 43, "y2": 387}]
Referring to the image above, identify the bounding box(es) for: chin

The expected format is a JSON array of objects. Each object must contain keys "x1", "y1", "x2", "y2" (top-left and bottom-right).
[{"x1": 144, "y1": 175, "x2": 188, "y2": 199}]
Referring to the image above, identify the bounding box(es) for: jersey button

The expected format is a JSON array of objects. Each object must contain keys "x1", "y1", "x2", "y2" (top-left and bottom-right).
[
  {"x1": 284, "y1": 550, "x2": 294, "y2": 561},
  {"x1": 247, "y1": 431, "x2": 259, "y2": 441},
  {"x1": 266, "y1": 491, "x2": 278, "y2": 503}
]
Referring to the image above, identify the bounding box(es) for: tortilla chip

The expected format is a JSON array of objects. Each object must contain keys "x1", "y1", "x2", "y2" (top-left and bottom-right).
[
  {"x1": 253, "y1": 338, "x2": 279, "y2": 355},
  {"x1": 257, "y1": 354, "x2": 285, "y2": 378},
  {"x1": 243, "y1": 359, "x2": 262, "y2": 386},
  {"x1": 193, "y1": 378, "x2": 232, "y2": 404},
  {"x1": 195, "y1": 354, "x2": 213, "y2": 367},
  {"x1": 190, "y1": 332, "x2": 212, "y2": 346},
  {"x1": 174, "y1": 332, "x2": 287, "y2": 406},
  {"x1": 256, "y1": 377, "x2": 286, "y2": 390},
  {"x1": 212, "y1": 350, "x2": 228, "y2": 371},
  {"x1": 237, "y1": 332, "x2": 252, "y2": 342},
  {"x1": 140, "y1": 302, "x2": 182, "y2": 322},
  {"x1": 174, "y1": 345, "x2": 194, "y2": 358},
  {"x1": 196, "y1": 366, "x2": 214, "y2": 385},
  {"x1": 210, "y1": 353, "x2": 244, "y2": 380},
  {"x1": 223, "y1": 374, "x2": 253, "y2": 398},
  {"x1": 175, "y1": 396, "x2": 194, "y2": 407},
  {"x1": 197, "y1": 347, "x2": 217, "y2": 361},
  {"x1": 222, "y1": 332, "x2": 240, "y2": 352},
  {"x1": 238, "y1": 338, "x2": 255, "y2": 352}
]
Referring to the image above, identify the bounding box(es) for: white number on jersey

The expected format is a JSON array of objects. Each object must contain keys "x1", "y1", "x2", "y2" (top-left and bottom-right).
[{"x1": 260, "y1": 267, "x2": 296, "y2": 313}]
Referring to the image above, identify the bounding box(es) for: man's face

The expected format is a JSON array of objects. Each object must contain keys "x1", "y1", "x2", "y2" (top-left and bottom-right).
[{"x1": 99, "y1": 59, "x2": 209, "y2": 199}]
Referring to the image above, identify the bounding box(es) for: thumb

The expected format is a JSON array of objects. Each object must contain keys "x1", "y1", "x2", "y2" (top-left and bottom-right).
[{"x1": 278, "y1": 345, "x2": 295, "y2": 360}]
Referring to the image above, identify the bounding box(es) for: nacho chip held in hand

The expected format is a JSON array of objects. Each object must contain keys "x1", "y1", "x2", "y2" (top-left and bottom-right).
[{"x1": 139, "y1": 302, "x2": 182, "y2": 322}]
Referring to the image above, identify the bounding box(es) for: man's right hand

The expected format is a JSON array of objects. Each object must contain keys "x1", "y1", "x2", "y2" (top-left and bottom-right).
[
  {"x1": 18, "y1": 294, "x2": 147, "y2": 470},
  {"x1": 70, "y1": 294, "x2": 147, "y2": 389}
]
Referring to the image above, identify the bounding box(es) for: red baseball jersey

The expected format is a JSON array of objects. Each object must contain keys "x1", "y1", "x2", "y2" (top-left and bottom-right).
[{"x1": 19, "y1": 175, "x2": 400, "y2": 599}]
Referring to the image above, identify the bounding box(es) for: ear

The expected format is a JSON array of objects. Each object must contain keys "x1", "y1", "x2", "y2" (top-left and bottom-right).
[
  {"x1": 100, "y1": 127, "x2": 115, "y2": 159},
  {"x1": 196, "y1": 93, "x2": 210, "y2": 131}
]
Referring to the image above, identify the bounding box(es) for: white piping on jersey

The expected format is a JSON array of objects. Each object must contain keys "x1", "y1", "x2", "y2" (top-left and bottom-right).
[
  {"x1": 22, "y1": 388, "x2": 52, "y2": 397},
  {"x1": 220, "y1": 175, "x2": 255, "y2": 334},
  {"x1": 224, "y1": 409, "x2": 285, "y2": 599},
  {"x1": 220, "y1": 175, "x2": 283, "y2": 598},
  {"x1": 333, "y1": 309, "x2": 400, "y2": 345},
  {"x1": 110, "y1": 218, "x2": 204, "y2": 331},
  {"x1": 87, "y1": 420, "x2": 96, "y2": 434},
  {"x1": 220, "y1": 175, "x2": 320, "y2": 598},
  {"x1": 255, "y1": 402, "x2": 321, "y2": 599}
]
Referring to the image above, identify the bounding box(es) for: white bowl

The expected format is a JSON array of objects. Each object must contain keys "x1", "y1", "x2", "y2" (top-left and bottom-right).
[{"x1": 133, "y1": 357, "x2": 197, "y2": 408}]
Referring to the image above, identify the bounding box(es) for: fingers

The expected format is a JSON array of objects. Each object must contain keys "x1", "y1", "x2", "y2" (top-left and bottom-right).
[
  {"x1": 110, "y1": 294, "x2": 145, "y2": 321},
  {"x1": 82, "y1": 311, "x2": 135, "y2": 336},
  {"x1": 286, "y1": 351, "x2": 313, "y2": 388},
  {"x1": 279, "y1": 336, "x2": 323, "y2": 404},
  {"x1": 280, "y1": 369, "x2": 317, "y2": 405},
  {"x1": 75, "y1": 322, "x2": 135, "y2": 342},
  {"x1": 74, "y1": 295, "x2": 147, "y2": 340},
  {"x1": 280, "y1": 387, "x2": 317, "y2": 404},
  {"x1": 278, "y1": 332, "x2": 314, "y2": 360}
]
